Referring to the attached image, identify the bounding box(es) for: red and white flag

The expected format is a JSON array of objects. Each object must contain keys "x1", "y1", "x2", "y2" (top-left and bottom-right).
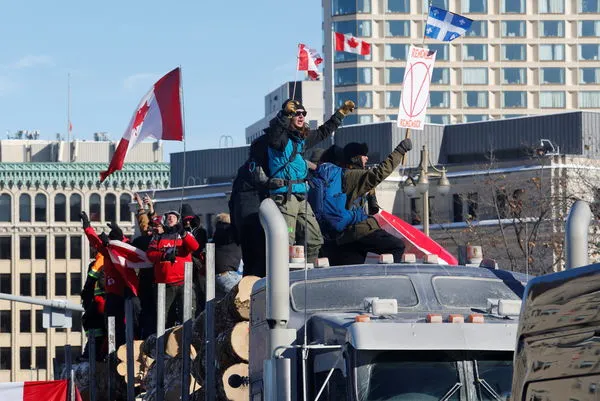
[
  {"x1": 0, "y1": 380, "x2": 81, "y2": 401},
  {"x1": 100, "y1": 67, "x2": 184, "y2": 182},
  {"x1": 297, "y1": 43, "x2": 323, "y2": 80},
  {"x1": 107, "y1": 239, "x2": 153, "y2": 270},
  {"x1": 334, "y1": 32, "x2": 371, "y2": 55}
]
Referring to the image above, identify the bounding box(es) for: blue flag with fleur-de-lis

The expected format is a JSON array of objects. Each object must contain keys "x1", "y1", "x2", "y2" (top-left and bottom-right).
[{"x1": 425, "y1": 6, "x2": 473, "y2": 42}]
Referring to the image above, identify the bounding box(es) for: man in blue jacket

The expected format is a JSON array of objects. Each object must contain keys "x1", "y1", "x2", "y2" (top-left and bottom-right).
[{"x1": 265, "y1": 98, "x2": 355, "y2": 263}]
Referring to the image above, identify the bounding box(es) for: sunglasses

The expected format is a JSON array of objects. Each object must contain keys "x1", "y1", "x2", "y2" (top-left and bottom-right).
[{"x1": 294, "y1": 110, "x2": 307, "y2": 117}]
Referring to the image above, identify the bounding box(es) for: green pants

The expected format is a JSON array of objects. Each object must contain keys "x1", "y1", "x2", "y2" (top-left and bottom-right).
[{"x1": 274, "y1": 194, "x2": 323, "y2": 263}]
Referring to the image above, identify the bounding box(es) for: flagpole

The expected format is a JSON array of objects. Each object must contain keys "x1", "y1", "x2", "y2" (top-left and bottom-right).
[
  {"x1": 179, "y1": 66, "x2": 187, "y2": 213},
  {"x1": 67, "y1": 73, "x2": 71, "y2": 162},
  {"x1": 330, "y1": 27, "x2": 335, "y2": 144},
  {"x1": 292, "y1": 43, "x2": 301, "y2": 100}
]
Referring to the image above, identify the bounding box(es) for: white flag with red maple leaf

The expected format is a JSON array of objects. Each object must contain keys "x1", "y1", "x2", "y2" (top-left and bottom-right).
[
  {"x1": 334, "y1": 32, "x2": 371, "y2": 55},
  {"x1": 297, "y1": 43, "x2": 323, "y2": 80},
  {"x1": 100, "y1": 67, "x2": 183, "y2": 182}
]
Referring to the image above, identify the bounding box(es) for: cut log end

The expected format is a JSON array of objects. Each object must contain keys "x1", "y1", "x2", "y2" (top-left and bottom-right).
[{"x1": 222, "y1": 363, "x2": 249, "y2": 401}]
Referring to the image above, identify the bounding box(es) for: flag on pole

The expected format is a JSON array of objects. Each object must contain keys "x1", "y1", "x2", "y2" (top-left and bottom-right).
[
  {"x1": 100, "y1": 67, "x2": 183, "y2": 182},
  {"x1": 297, "y1": 44, "x2": 323, "y2": 80},
  {"x1": 425, "y1": 6, "x2": 473, "y2": 42},
  {"x1": 0, "y1": 380, "x2": 81, "y2": 401},
  {"x1": 68, "y1": 121, "x2": 73, "y2": 132},
  {"x1": 334, "y1": 32, "x2": 371, "y2": 55}
]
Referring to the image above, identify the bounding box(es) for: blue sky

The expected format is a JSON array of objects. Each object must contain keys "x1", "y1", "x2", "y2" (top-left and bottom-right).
[{"x1": 0, "y1": 1, "x2": 322, "y2": 159}]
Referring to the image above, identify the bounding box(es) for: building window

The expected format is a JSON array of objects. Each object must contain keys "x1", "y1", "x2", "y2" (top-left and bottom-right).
[
  {"x1": 387, "y1": 0, "x2": 409, "y2": 12},
  {"x1": 70, "y1": 273, "x2": 81, "y2": 296},
  {"x1": 0, "y1": 274, "x2": 10, "y2": 294},
  {"x1": 35, "y1": 273, "x2": 46, "y2": 296},
  {"x1": 463, "y1": 44, "x2": 487, "y2": 61},
  {"x1": 428, "y1": 44, "x2": 448, "y2": 61},
  {"x1": 540, "y1": 67, "x2": 565, "y2": 84},
  {"x1": 332, "y1": 0, "x2": 370, "y2": 15},
  {"x1": 0, "y1": 237, "x2": 10, "y2": 260},
  {"x1": 384, "y1": 44, "x2": 409, "y2": 61},
  {"x1": 501, "y1": 21, "x2": 525, "y2": 37},
  {"x1": 89, "y1": 193, "x2": 101, "y2": 222},
  {"x1": 385, "y1": 91, "x2": 401, "y2": 108},
  {"x1": 503, "y1": 91, "x2": 527, "y2": 108},
  {"x1": 422, "y1": 0, "x2": 447, "y2": 12},
  {"x1": 35, "y1": 310, "x2": 44, "y2": 333},
  {"x1": 579, "y1": 91, "x2": 600, "y2": 108},
  {"x1": 580, "y1": 68, "x2": 600, "y2": 84},
  {"x1": 69, "y1": 194, "x2": 81, "y2": 222},
  {"x1": 539, "y1": 44, "x2": 564, "y2": 61},
  {"x1": 72, "y1": 312, "x2": 81, "y2": 332},
  {"x1": 54, "y1": 346, "x2": 81, "y2": 365},
  {"x1": 54, "y1": 194, "x2": 66, "y2": 222},
  {"x1": 34, "y1": 194, "x2": 46, "y2": 222},
  {"x1": 502, "y1": 44, "x2": 526, "y2": 61},
  {"x1": 387, "y1": 114, "x2": 398, "y2": 121},
  {"x1": 503, "y1": 114, "x2": 525, "y2": 119},
  {"x1": 431, "y1": 68, "x2": 450, "y2": 84},
  {"x1": 55, "y1": 236, "x2": 66, "y2": 259},
  {"x1": 35, "y1": 236, "x2": 46, "y2": 260},
  {"x1": 20, "y1": 236, "x2": 31, "y2": 259},
  {"x1": 20, "y1": 310, "x2": 31, "y2": 332},
  {"x1": 539, "y1": 0, "x2": 564, "y2": 12},
  {"x1": 462, "y1": 0, "x2": 487, "y2": 13},
  {"x1": 20, "y1": 274, "x2": 31, "y2": 296},
  {"x1": 70, "y1": 236, "x2": 82, "y2": 259},
  {"x1": 0, "y1": 348, "x2": 11, "y2": 369},
  {"x1": 503, "y1": 68, "x2": 526, "y2": 84},
  {"x1": 540, "y1": 21, "x2": 564, "y2": 37},
  {"x1": 333, "y1": 20, "x2": 371, "y2": 37},
  {"x1": 502, "y1": 0, "x2": 525, "y2": 13},
  {"x1": 0, "y1": 311, "x2": 10, "y2": 333},
  {"x1": 119, "y1": 194, "x2": 132, "y2": 222},
  {"x1": 540, "y1": 91, "x2": 565, "y2": 108},
  {"x1": 35, "y1": 347, "x2": 47, "y2": 369},
  {"x1": 55, "y1": 273, "x2": 66, "y2": 296},
  {"x1": 0, "y1": 194, "x2": 10, "y2": 222},
  {"x1": 335, "y1": 91, "x2": 372, "y2": 108},
  {"x1": 579, "y1": 44, "x2": 600, "y2": 60},
  {"x1": 20, "y1": 347, "x2": 31, "y2": 370},
  {"x1": 427, "y1": 115, "x2": 450, "y2": 124},
  {"x1": 335, "y1": 67, "x2": 372, "y2": 86},
  {"x1": 19, "y1": 194, "x2": 31, "y2": 222},
  {"x1": 385, "y1": 20, "x2": 410, "y2": 37},
  {"x1": 429, "y1": 91, "x2": 450, "y2": 108},
  {"x1": 105, "y1": 194, "x2": 116, "y2": 223},
  {"x1": 464, "y1": 114, "x2": 489, "y2": 122},
  {"x1": 579, "y1": 0, "x2": 600, "y2": 12},
  {"x1": 579, "y1": 21, "x2": 600, "y2": 37},
  {"x1": 463, "y1": 68, "x2": 488, "y2": 84},
  {"x1": 463, "y1": 91, "x2": 488, "y2": 108},
  {"x1": 466, "y1": 20, "x2": 487, "y2": 37},
  {"x1": 385, "y1": 67, "x2": 405, "y2": 84}
]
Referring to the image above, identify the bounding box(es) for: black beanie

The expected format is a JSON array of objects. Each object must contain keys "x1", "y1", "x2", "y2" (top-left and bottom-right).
[
  {"x1": 282, "y1": 98, "x2": 305, "y2": 112},
  {"x1": 343, "y1": 142, "x2": 369, "y2": 163},
  {"x1": 180, "y1": 203, "x2": 195, "y2": 219},
  {"x1": 320, "y1": 145, "x2": 345, "y2": 166}
]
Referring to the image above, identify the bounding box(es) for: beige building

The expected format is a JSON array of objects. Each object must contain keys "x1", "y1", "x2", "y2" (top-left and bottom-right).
[
  {"x1": 0, "y1": 138, "x2": 169, "y2": 382},
  {"x1": 322, "y1": 0, "x2": 600, "y2": 124}
]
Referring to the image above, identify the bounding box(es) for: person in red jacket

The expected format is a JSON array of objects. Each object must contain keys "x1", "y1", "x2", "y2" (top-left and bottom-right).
[
  {"x1": 80, "y1": 211, "x2": 140, "y2": 348},
  {"x1": 147, "y1": 210, "x2": 199, "y2": 328}
]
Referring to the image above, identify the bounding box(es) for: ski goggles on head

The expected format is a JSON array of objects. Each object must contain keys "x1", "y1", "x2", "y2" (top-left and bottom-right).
[{"x1": 294, "y1": 110, "x2": 307, "y2": 117}]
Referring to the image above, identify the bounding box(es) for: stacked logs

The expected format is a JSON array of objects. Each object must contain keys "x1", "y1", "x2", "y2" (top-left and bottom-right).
[{"x1": 116, "y1": 275, "x2": 259, "y2": 401}]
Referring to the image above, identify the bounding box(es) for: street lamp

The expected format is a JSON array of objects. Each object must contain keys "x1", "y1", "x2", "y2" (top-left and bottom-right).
[{"x1": 403, "y1": 145, "x2": 451, "y2": 236}]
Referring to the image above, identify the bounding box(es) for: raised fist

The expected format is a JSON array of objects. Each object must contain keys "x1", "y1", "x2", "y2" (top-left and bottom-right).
[
  {"x1": 396, "y1": 138, "x2": 413, "y2": 155},
  {"x1": 283, "y1": 100, "x2": 298, "y2": 116},
  {"x1": 80, "y1": 211, "x2": 90, "y2": 229},
  {"x1": 338, "y1": 100, "x2": 355, "y2": 116}
]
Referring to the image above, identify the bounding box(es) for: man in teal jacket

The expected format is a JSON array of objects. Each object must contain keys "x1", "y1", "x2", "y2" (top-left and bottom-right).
[{"x1": 265, "y1": 98, "x2": 355, "y2": 263}]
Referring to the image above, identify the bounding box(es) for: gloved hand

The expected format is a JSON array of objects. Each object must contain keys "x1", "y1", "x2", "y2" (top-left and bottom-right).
[
  {"x1": 283, "y1": 100, "x2": 299, "y2": 116},
  {"x1": 163, "y1": 247, "x2": 177, "y2": 263},
  {"x1": 80, "y1": 211, "x2": 90, "y2": 229},
  {"x1": 99, "y1": 232, "x2": 110, "y2": 247},
  {"x1": 337, "y1": 100, "x2": 355, "y2": 116},
  {"x1": 176, "y1": 223, "x2": 187, "y2": 237},
  {"x1": 367, "y1": 193, "x2": 380, "y2": 215},
  {"x1": 107, "y1": 222, "x2": 123, "y2": 241},
  {"x1": 395, "y1": 138, "x2": 413, "y2": 155}
]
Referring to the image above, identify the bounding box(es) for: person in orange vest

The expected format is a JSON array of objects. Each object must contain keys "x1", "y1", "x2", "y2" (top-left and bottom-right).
[{"x1": 79, "y1": 251, "x2": 108, "y2": 361}]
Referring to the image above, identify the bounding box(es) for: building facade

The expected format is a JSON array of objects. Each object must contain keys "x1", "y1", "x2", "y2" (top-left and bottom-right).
[
  {"x1": 0, "y1": 139, "x2": 169, "y2": 382},
  {"x1": 322, "y1": 0, "x2": 600, "y2": 124}
]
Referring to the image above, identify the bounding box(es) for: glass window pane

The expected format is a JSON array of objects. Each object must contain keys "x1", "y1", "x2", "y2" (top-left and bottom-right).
[
  {"x1": 463, "y1": 68, "x2": 488, "y2": 84},
  {"x1": 464, "y1": 114, "x2": 489, "y2": 122},
  {"x1": 502, "y1": 0, "x2": 525, "y2": 13},
  {"x1": 387, "y1": 0, "x2": 409, "y2": 12},
  {"x1": 502, "y1": 21, "x2": 525, "y2": 37},
  {"x1": 35, "y1": 347, "x2": 47, "y2": 369},
  {"x1": 385, "y1": 20, "x2": 410, "y2": 37},
  {"x1": 385, "y1": 44, "x2": 409, "y2": 60},
  {"x1": 336, "y1": 68, "x2": 372, "y2": 86},
  {"x1": 19, "y1": 194, "x2": 31, "y2": 222},
  {"x1": 431, "y1": 68, "x2": 450, "y2": 84},
  {"x1": 427, "y1": 115, "x2": 450, "y2": 124},
  {"x1": 334, "y1": 91, "x2": 372, "y2": 108},
  {"x1": 427, "y1": 44, "x2": 448, "y2": 61},
  {"x1": 35, "y1": 273, "x2": 46, "y2": 296},
  {"x1": 35, "y1": 310, "x2": 44, "y2": 333},
  {"x1": 579, "y1": 21, "x2": 600, "y2": 37},
  {"x1": 70, "y1": 273, "x2": 81, "y2": 296},
  {"x1": 105, "y1": 194, "x2": 116, "y2": 222},
  {"x1": 20, "y1": 274, "x2": 31, "y2": 296},
  {"x1": 503, "y1": 68, "x2": 526, "y2": 84},
  {"x1": 55, "y1": 273, "x2": 66, "y2": 296},
  {"x1": 464, "y1": 91, "x2": 489, "y2": 107},
  {"x1": 0, "y1": 194, "x2": 10, "y2": 222},
  {"x1": 502, "y1": 44, "x2": 526, "y2": 61},
  {"x1": 0, "y1": 311, "x2": 11, "y2": 333},
  {"x1": 34, "y1": 194, "x2": 46, "y2": 222},
  {"x1": 539, "y1": 91, "x2": 565, "y2": 108},
  {"x1": 422, "y1": 0, "x2": 448, "y2": 12},
  {"x1": 35, "y1": 236, "x2": 46, "y2": 260},
  {"x1": 89, "y1": 194, "x2": 101, "y2": 222},
  {"x1": 539, "y1": 0, "x2": 564, "y2": 12},
  {"x1": 385, "y1": 91, "x2": 401, "y2": 108},
  {"x1": 466, "y1": 20, "x2": 487, "y2": 37},
  {"x1": 579, "y1": 0, "x2": 600, "y2": 12},
  {"x1": 429, "y1": 91, "x2": 450, "y2": 108},
  {"x1": 20, "y1": 310, "x2": 30, "y2": 332},
  {"x1": 540, "y1": 21, "x2": 564, "y2": 37},
  {"x1": 540, "y1": 67, "x2": 565, "y2": 84},
  {"x1": 54, "y1": 194, "x2": 66, "y2": 222},
  {"x1": 462, "y1": 0, "x2": 487, "y2": 13},
  {"x1": 463, "y1": 44, "x2": 487, "y2": 60},
  {"x1": 0, "y1": 347, "x2": 11, "y2": 369},
  {"x1": 580, "y1": 68, "x2": 600, "y2": 84},
  {"x1": 20, "y1": 347, "x2": 31, "y2": 370},
  {"x1": 503, "y1": 91, "x2": 527, "y2": 108},
  {"x1": 0, "y1": 237, "x2": 10, "y2": 260},
  {"x1": 385, "y1": 67, "x2": 405, "y2": 84},
  {"x1": 70, "y1": 236, "x2": 82, "y2": 259},
  {"x1": 55, "y1": 236, "x2": 66, "y2": 259},
  {"x1": 579, "y1": 44, "x2": 600, "y2": 60},
  {"x1": 579, "y1": 91, "x2": 600, "y2": 108},
  {"x1": 0, "y1": 274, "x2": 11, "y2": 294},
  {"x1": 332, "y1": 0, "x2": 371, "y2": 15},
  {"x1": 69, "y1": 194, "x2": 81, "y2": 222},
  {"x1": 19, "y1": 236, "x2": 30, "y2": 259},
  {"x1": 119, "y1": 194, "x2": 132, "y2": 222}
]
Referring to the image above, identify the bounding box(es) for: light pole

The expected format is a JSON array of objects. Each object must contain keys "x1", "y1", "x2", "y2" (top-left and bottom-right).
[{"x1": 403, "y1": 145, "x2": 451, "y2": 236}]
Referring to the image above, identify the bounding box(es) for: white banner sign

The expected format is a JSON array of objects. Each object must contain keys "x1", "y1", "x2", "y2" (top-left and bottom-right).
[{"x1": 397, "y1": 46, "x2": 437, "y2": 130}]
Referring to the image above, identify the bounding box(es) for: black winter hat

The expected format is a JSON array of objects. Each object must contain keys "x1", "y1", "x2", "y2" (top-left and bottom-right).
[
  {"x1": 180, "y1": 203, "x2": 195, "y2": 219},
  {"x1": 343, "y1": 142, "x2": 369, "y2": 163},
  {"x1": 320, "y1": 145, "x2": 344, "y2": 166},
  {"x1": 281, "y1": 98, "x2": 305, "y2": 112},
  {"x1": 107, "y1": 222, "x2": 124, "y2": 241}
]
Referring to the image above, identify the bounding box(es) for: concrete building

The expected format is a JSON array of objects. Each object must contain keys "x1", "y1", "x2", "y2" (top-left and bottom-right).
[
  {"x1": 321, "y1": 0, "x2": 600, "y2": 124},
  {"x1": 245, "y1": 80, "x2": 324, "y2": 144},
  {"x1": 0, "y1": 138, "x2": 169, "y2": 381}
]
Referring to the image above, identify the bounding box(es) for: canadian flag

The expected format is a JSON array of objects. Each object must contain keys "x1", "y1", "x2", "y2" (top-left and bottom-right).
[
  {"x1": 334, "y1": 32, "x2": 371, "y2": 55},
  {"x1": 0, "y1": 380, "x2": 81, "y2": 401},
  {"x1": 107, "y1": 239, "x2": 153, "y2": 270},
  {"x1": 297, "y1": 43, "x2": 323, "y2": 80},
  {"x1": 100, "y1": 67, "x2": 184, "y2": 182}
]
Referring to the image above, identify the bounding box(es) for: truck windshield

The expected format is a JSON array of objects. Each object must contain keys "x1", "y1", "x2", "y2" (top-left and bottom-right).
[{"x1": 355, "y1": 350, "x2": 513, "y2": 401}]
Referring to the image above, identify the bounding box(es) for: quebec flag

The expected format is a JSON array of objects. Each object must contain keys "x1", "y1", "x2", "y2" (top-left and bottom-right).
[{"x1": 425, "y1": 6, "x2": 473, "y2": 42}]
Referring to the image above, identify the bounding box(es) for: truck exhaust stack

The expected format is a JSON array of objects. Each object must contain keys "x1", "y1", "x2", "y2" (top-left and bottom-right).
[{"x1": 565, "y1": 200, "x2": 592, "y2": 269}]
